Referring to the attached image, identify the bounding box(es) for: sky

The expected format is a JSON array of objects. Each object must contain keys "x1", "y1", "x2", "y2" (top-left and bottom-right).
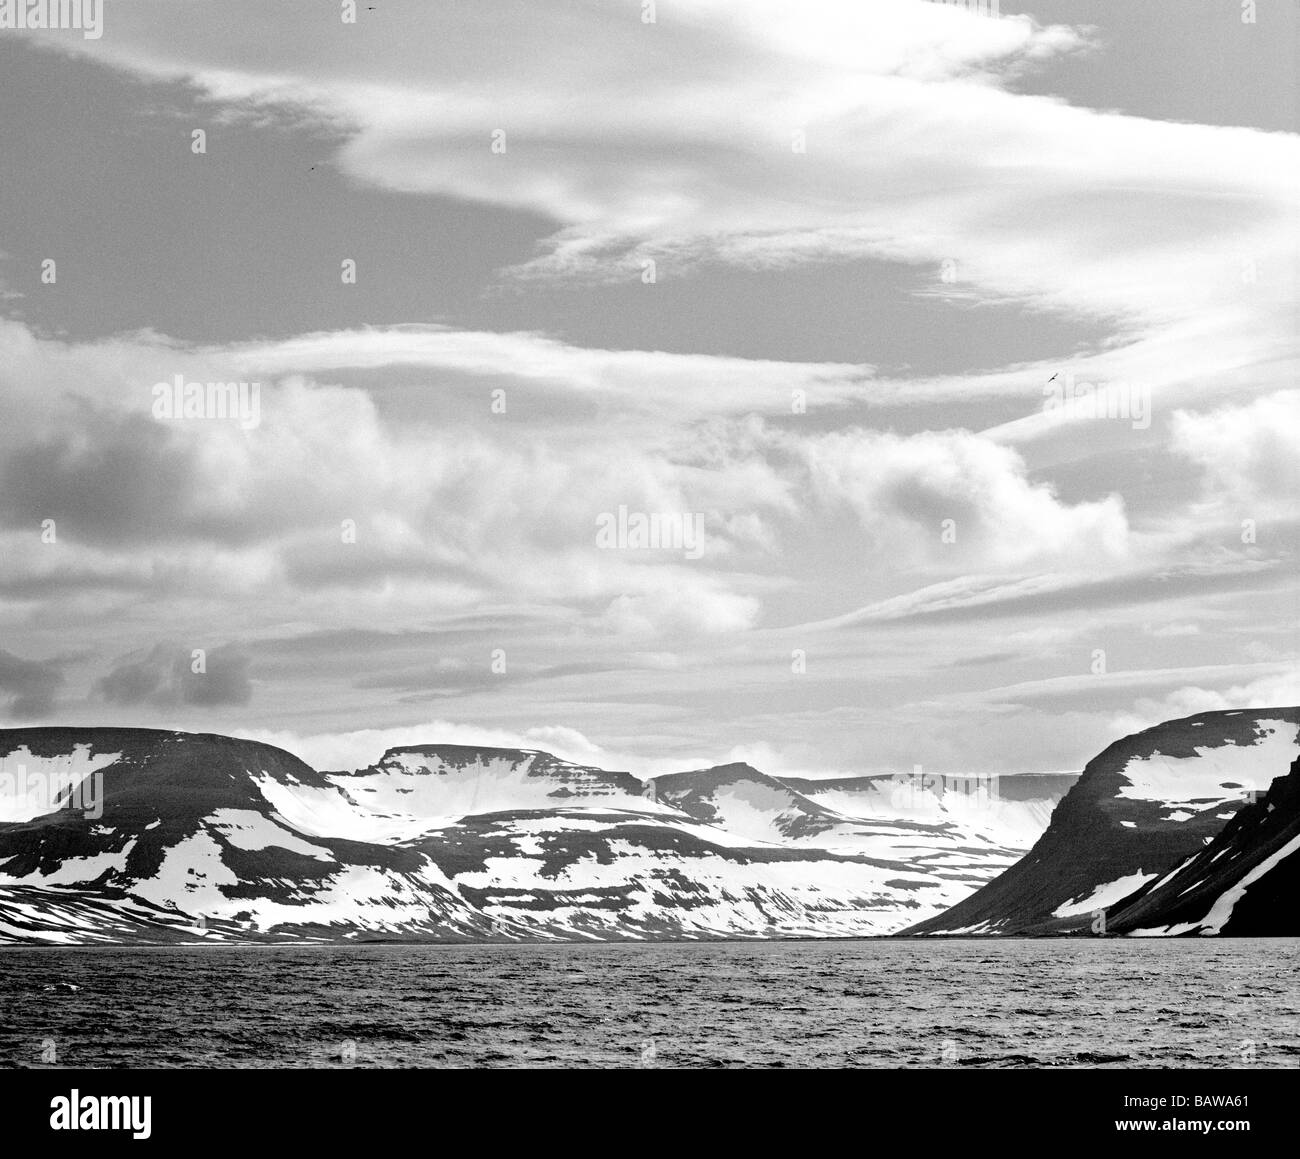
[{"x1": 0, "y1": 0, "x2": 1296, "y2": 779}]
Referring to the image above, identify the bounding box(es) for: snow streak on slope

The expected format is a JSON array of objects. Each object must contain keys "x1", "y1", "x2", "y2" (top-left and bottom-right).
[{"x1": 1051, "y1": 871, "x2": 1159, "y2": 918}]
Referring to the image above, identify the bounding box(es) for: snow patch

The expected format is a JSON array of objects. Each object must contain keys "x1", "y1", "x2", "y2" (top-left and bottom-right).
[
  {"x1": 205, "y1": 809, "x2": 333, "y2": 861},
  {"x1": 0, "y1": 746, "x2": 121, "y2": 823},
  {"x1": 1116, "y1": 721, "x2": 1297, "y2": 810},
  {"x1": 1053, "y1": 870, "x2": 1159, "y2": 918}
]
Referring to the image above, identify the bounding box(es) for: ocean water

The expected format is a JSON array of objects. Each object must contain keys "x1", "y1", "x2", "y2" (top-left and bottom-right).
[{"x1": 1, "y1": 939, "x2": 1297, "y2": 1069}]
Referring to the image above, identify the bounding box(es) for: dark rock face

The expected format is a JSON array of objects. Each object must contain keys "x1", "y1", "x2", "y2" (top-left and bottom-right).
[
  {"x1": 904, "y1": 709, "x2": 1300, "y2": 936},
  {"x1": 1105, "y1": 754, "x2": 1300, "y2": 936}
]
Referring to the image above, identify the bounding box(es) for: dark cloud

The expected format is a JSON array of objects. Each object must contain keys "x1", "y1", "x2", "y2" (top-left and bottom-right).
[
  {"x1": 0, "y1": 403, "x2": 287, "y2": 551},
  {"x1": 96, "y1": 643, "x2": 252, "y2": 708},
  {"x1": 0, "y1": 407, "x2": 198, "y2": 547},
  {"x1": 0, "y1": 649, "x2": 64, "y2": 717}
]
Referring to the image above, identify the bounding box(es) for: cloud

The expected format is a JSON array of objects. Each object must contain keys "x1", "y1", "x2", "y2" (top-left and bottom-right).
[
  {"x1": 800, "y1": 425, "x2": 1131, "y2": 571},
  {"x1": 600, "y1": 585, "x2": 760, "y2": 637},
  {"x1": 233, "y1": 718, "x2": 696, "y2": 780},
  {"x1": 1108, "y1": 668, "x2": 1300, "y2": 740},
  {"x1": 1172, "y1": 390, "x2": 1300, "y2": 511},
  {"x1": 800, "y1": 558, "x2": 1287, "y2": 628},
  {"x1": 28, "y1": 1, "x2": 1294, "y2": 329},
  {"x1": 3, "y1": 6, "x2": 1295, "y2": 778},
  {"x1": 0, "y1": 321, "x2": 807, "y2": 648},
  {"x1": 96, "y1": 644, "x2": 252, "y2": 709},
  {"x1": 0, "y1": 407, "x2": 208, "y2": 548},
  {"x1": 1143, "y1": 621, "x2": 1200, "y2": 638},
  {"x1": 0, "y1": 650, "x2": 64, "y2": 718},
  {"x1": 218, "y1": 324, "x2": 874, "y2": 424}
]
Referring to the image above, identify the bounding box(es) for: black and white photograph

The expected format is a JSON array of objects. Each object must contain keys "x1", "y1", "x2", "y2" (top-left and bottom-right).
[{"x1": 0, "y1": 0, "x2": 1296, "y2": 1139}]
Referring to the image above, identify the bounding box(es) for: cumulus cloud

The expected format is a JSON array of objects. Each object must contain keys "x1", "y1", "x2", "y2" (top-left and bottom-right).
[
  {"x1": 801, "y1": 426, "x2": 1131, "y2": 571},
  {"x1": 1108, "y1": 668, "x2": 1300, "y2": 740},
  {"x1": 1171, "y1": 390, "x2": 1300, "y2": 510}
]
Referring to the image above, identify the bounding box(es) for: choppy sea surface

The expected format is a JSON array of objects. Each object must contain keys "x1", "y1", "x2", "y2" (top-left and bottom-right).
[{"x1": 1, "y1": 939, "x2": 1297, "y2": 1069}]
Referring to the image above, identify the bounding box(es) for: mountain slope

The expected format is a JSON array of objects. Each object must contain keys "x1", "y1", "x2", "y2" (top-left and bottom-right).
[
  {"x1": 1105, "y1": 753, "x2": 1300, "y2": 936},
  {"x1": 904, "y1": 708, "x2": 1300, "y2": 936}
]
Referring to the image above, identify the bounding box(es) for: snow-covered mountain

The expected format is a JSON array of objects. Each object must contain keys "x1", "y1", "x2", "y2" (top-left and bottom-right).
[
  {"x1": 906, "y1": 709, "x2": 1300, "y2": 936},
  {"x1": 780, "y1": 770, "x2": 1079, "y2": 853},
  {"x1": 652, "y1": 762, "x2": 1062, "y2": 872},
  {"x1": 0, "y1": 728, "x2": 1073, "y2": 944}
]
